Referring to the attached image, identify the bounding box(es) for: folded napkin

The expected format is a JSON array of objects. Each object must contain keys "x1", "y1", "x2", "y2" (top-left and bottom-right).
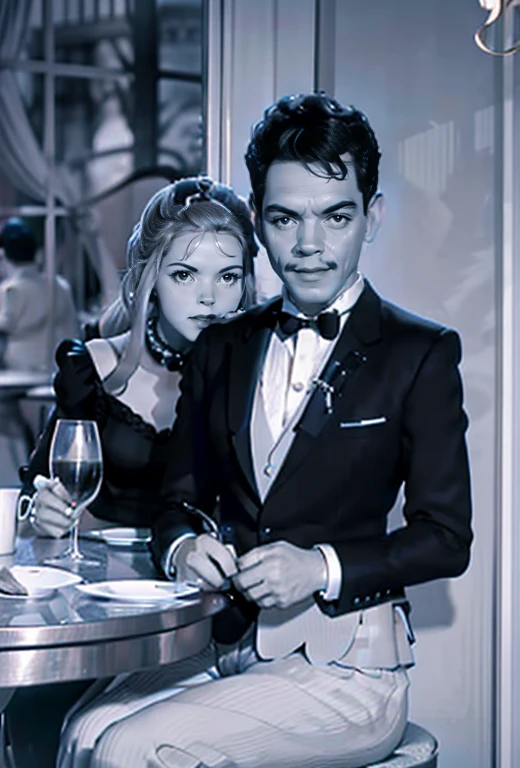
[{"x1": 0, "y1": 566, "x2": 28, "y2": 596}]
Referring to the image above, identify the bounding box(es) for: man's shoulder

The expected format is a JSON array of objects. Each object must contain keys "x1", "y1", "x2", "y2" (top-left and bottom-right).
[
  {"x1": 0, "y1": 273, "x2": 21, "y2": 291},
  {"x1": 0, "y1": 273, "x2": 34, "y2": 303},
  {"x1": 357, "y1": 280, "x2": 460, "y2": 347},
  {"x1": 375, "y1": 294, "x2": 462, "y2": 366},
  {"x1": 380, "y1": 297, "x2": 448, "y2": 336}
]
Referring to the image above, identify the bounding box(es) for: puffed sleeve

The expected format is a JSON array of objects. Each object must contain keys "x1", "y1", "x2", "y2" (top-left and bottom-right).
[{"x1": 19, "y1": 338, "x2": 101, "y2": 493}]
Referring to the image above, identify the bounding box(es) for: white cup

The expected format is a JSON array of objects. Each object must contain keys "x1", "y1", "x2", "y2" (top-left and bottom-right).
[{"x1": 0, "y1": 488, "x2": 21, "y2": 556}]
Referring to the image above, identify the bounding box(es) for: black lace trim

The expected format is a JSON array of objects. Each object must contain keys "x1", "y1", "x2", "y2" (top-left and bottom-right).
[{"x1": 93, "y1": 377, "x2": 172, "y2": 441}]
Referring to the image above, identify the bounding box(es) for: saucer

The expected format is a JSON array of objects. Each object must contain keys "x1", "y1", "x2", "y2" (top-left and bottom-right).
[
  {"x1": 0, "y1": 566, "x2": 82, "y2": 599},
  {"x1": 77, "y1": 579, "x2": 200, "y2": 603}
]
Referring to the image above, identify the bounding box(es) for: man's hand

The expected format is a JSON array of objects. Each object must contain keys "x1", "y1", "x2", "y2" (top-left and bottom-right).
[
  {"x1": 233, "y1": 541, "x2": 327, "y2": 609},
  {"x1": 175, "y1": 534, "x2": 238, "y2": 591},
  {"x1": 29, "y1": 475, "x2": 76, "y2": 539}
]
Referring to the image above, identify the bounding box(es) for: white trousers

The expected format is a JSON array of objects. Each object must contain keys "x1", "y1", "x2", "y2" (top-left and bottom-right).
[
  {"x1": 58, "y1": 641, "x2": 409, "y2": 768},
  {"x1": 58, "y1": 647, "x2": 218, "y2": 768}
]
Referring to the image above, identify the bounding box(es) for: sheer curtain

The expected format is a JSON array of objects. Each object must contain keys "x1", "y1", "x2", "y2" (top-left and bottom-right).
[{"x1": 0, "y1": 0, "x2": 120, "y2": 304}]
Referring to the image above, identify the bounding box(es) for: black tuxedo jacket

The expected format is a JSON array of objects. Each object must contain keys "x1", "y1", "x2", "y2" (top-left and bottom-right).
[{"x1": 152, "y1": 281, "x2": 472, "y2": 637}]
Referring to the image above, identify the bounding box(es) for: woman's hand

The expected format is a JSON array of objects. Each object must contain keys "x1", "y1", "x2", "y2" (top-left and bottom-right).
[{"x1": 29, "y1": 475, "x2": 75, "y2": 539}]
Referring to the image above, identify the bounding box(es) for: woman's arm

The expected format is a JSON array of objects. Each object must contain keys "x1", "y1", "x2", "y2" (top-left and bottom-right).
[{"x1": 20, "y1": 339, "x2": 102, "y2": 536}]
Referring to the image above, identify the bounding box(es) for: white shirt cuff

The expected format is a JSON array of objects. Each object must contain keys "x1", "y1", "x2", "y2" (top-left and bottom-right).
[
  {"x1": 315, "y1": 543, "x2": 342, "y2": 601},
  {"x1": 161, "y1": 533, "x2": 197, "y2": 580}
]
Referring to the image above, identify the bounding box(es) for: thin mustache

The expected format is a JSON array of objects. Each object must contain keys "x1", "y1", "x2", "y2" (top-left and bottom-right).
[{"x1": 285, "y1": 262, "x2": 337, "y2": 272}]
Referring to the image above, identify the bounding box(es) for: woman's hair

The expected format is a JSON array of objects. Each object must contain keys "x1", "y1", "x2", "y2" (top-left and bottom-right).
[{"x1": 99, "y1": 177, "x2": 257, "y2": 393}]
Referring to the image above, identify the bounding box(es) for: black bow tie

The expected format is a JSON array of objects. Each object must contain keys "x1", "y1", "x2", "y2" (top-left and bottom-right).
[{"x1": 278, "y1": 310, "x2": 340, "y2": 341}]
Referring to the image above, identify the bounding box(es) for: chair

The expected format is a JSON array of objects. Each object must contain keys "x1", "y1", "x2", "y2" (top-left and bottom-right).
[
  {"x1": 0, "y1": 372, "x2": 53, "y2": 473},
  {"x1": 0, "y1": 692, "x2": 15, "y2": 768},
  {"x1": 20, "y1": 383, "x2": 55, "y2": 434},
  {"x1": 367, "y1": 722, "x2": 438, "y2": 767}
]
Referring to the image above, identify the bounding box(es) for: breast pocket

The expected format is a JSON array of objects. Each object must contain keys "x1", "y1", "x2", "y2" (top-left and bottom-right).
[{"x1": 336, "y1": 415, "x2": 390, "y2": 439}]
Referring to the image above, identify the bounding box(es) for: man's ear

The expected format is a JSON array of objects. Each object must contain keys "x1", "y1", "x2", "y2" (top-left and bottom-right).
[
  {"x1": 250, "y1": 193, "x2": 266, "y2": 246},
  {"x1": 364, "y1": 191, "x2": 385, "y2": 244}
]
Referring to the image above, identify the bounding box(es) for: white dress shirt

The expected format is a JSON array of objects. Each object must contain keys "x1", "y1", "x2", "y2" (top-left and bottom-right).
[{"x1": 254, "y1": 273, "x2": 365, "y2": 600}]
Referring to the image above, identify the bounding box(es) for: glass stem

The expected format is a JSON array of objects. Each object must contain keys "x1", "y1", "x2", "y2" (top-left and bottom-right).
[{"x1": 68, "y1": 514, "x2": 82, "y2": 560}]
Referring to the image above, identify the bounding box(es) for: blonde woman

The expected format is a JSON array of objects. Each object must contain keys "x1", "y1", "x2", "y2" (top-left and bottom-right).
[
  {"x1": 21, "y1": 177, "x2": 257, "y2": 537},
  {"x1": 6, "y1": 177, "x2": 257, "y2": 768}
]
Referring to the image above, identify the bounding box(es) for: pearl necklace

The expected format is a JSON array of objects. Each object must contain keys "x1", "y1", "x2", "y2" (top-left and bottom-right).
[{"x1": 145, "y1": 317, "x2": 188, "y2": 372}]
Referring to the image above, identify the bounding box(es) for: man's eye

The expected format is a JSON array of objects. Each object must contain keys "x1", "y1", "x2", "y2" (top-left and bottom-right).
[
  {"x1": 170, "y1": 270, "x2": 194, "y2": 283},
  {"x1": 326, "y1": 214, "x2": 351, "y2": 228},
  {"x1": 271, "y1": 216, "x2": 294, "y2": 229}
]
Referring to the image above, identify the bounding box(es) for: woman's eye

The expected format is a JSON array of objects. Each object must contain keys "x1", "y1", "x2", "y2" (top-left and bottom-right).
[
  {"x1": 219, "y1": 272, "x2": 241, "y2": 285},
  {"x1": 170, "y1": 270, "x2": 194, "y2": 283}
]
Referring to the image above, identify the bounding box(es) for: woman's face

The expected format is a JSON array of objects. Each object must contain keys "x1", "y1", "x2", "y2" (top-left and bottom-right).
[{"x1": 155, "y1": 231, "x2": 245, "y2": 345}]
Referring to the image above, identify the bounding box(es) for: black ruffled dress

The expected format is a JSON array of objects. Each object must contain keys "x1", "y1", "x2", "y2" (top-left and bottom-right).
[{"x1": 21, "y1": 339, "x2": 174, "y2": 526}]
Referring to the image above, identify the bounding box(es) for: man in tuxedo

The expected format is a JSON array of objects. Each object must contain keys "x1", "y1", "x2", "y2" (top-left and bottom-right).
[{"x1": 88, "y1": 92, "x2": 472, "y2": 768}]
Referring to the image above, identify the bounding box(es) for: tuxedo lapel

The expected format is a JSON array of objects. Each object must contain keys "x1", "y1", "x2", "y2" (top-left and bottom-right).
[
  {"x1": 228, "y1": 299, "x2": 281, "y2": 502},
  {"x1": 266, "y1": 283, "x2": 383, "y2": 498}
]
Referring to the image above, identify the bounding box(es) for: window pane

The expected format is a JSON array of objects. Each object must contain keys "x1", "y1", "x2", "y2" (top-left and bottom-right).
[
  {"x1": 156, "y1": 0, "x2": 204, "y2": 174},
  {"x1": 54, "y1": 74, "x2": 134, "y2": 203},
  {"x1": 158, "y1": 79, "x2": 203, "y2": 174},
  {"x1": 93, "y1": 176, "x2": 168, "y2": 278},
  {"x1": 158, "y1": 0, "x2": 203, "y2": 74},
  {"x1": 17, "y1": 1, "x2": 45, "y2": 60},
  {"x1": 0, "y1": 72, "x2": 45, "y2": 206},
  {"x1": 15, "y1": 71, "x2": 44, "y2": 150},
  {"x1": 29, "y1": 0, "x2": 45, "y2": 39},
  {"x1": 54, "y1": 0, "x2": 133, "y2": 68},
  {"x1": 0, "y1": 179, "x2": 16, "y2": 209}
]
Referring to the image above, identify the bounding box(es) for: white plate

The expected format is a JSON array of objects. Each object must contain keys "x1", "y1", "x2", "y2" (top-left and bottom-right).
[
  {"x1": 76, "y1": 579, "x2": 200, "y2": 603},
  {"x1": 81, "y1": 528, "x2": 152, "y2": 548},
  {"x1": 0, "y1": 566, "x2": 82, "y2": 599}
]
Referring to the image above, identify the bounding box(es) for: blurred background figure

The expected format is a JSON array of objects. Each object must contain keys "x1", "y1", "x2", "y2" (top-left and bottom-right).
[{"x1": 0, "y1": 217, "x2": 78, "y2": 372}]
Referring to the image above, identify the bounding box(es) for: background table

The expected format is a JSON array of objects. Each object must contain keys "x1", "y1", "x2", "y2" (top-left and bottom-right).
[
  {"x1": 0, "y1": 372, "x2": 53, "y2": 481},
  {"x1": 0, "y1": 371, "x2": 52, "y2": 396}
]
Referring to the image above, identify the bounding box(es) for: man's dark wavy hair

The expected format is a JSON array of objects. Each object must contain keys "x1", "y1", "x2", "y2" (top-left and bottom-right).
[
  {"x1": 245, "y1": 92, "x2": 381, "y2": 215},
  {"x1": 0, "y1": 217, "x2": 38, "y2": 263}
]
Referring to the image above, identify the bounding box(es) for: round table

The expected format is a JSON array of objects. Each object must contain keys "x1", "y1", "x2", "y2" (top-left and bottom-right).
[
  {"x1": 0, "y1": 535, "x2": 226, "y2": 687},
  {"x1": 0, "y1": 534, "x2": 226, "y2": 767}
]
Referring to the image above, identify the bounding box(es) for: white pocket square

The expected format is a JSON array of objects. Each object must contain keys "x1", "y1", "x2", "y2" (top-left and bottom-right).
[{"x1": 340, "y1": 416, "x2": 387, "y2": 428}]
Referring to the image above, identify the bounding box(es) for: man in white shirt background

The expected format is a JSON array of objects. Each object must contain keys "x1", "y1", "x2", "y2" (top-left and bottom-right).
[
  {"x1": 0, "y1": 218, "x2": 79, "y2": 482},
  {"x1": 74, "y1": 91, "x2": 473, "y2": 768},
  {"x1": 0, "y1": 217, "x2": 78, "y2": 372}
]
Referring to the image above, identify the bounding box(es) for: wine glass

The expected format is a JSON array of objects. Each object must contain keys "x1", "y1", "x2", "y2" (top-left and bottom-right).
[{"x1": 45, "y1": 419, "x2": 103, "y2": 568}]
